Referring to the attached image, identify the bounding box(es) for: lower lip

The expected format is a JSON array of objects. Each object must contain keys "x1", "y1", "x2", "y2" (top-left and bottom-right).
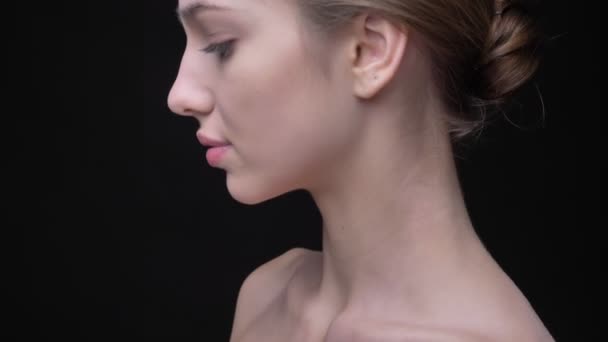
[{"x1": 206, "y1": 145, "x2": 231, "y2": 166}]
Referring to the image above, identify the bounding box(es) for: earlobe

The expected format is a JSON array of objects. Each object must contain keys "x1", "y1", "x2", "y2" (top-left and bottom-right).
[{"x1": 350, "y1": 14, "x2": 408, "y2": 100}]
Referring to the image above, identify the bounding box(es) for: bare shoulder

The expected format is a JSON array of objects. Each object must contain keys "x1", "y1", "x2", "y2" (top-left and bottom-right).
[
  {"x1": 329, "y1": 319, "x2": 481, "y2": 342},
  {"x1": 328, "y1": 316, "x2": 554, "y2": 342},
  {"x1": 229, "y1": 247, "x2": 317, "y2": 341}
]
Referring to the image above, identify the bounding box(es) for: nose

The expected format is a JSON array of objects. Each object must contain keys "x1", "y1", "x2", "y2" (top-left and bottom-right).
[{"x1": 167, "y1": 59, "x2": 214, "y2": 117}]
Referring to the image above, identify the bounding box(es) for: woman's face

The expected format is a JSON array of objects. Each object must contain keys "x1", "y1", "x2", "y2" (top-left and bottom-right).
[{"x1": 168, "y1": 0, "x2": 363, "y2": 204}]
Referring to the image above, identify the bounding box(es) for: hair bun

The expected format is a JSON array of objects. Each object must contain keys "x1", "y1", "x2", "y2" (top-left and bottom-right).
[{"x1": 473, "y1": 1, "x2": 543, "y2": 105}]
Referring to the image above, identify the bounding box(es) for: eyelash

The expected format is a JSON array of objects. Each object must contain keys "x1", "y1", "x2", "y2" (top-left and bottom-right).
[{"x1": 201, "y1": 39, "x2": 235, "y2": 62}]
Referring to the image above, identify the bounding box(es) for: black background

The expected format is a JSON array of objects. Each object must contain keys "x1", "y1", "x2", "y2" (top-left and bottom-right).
[{"x1": 15, "y1": 0, "x2": 572, "y2": 340}]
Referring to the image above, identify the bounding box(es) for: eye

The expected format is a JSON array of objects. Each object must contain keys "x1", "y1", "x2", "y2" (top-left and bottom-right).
[{"x1": 200, "y1": 39, "x2": 235, "y2": 62}]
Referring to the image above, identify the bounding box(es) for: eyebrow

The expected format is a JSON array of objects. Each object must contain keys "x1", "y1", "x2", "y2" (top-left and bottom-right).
[{"x1": 175, "y1": 1, "x2": 233, "y2": 24}]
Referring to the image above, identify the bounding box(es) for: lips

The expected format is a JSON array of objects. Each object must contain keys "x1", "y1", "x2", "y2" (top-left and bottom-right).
[
  {"x1": 206, "y1": 145, "x2": 231, "y2": 166},
  {"x1": 196, "y1": 131, "x2": 230, "y2": 147},
  {"x1": 196, "y1": 131, "x2": 231, "y2": 166}
]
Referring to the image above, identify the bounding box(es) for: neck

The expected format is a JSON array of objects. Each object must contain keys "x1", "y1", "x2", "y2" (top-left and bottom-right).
[{"x1": 305, "y1": 102, "x2": 495, "y2": 322}]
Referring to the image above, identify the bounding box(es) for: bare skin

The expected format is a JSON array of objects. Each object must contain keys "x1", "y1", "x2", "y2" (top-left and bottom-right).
[
  {"x1": 229, "y1": 248, "x2": 554, "y2": 342},
  {"x1": 168, "y1": 1, "x2": 555, "y2": 340}
]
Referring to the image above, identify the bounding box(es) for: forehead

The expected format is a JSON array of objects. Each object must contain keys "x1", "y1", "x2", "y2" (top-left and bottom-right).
[
  {"x1": 175, "y1": 0, "x2": 306, "y2": 40},
  {"x1": 176, "y1": 0, "x2": 238, "y2": 24},
  {"x1": 176, "y1": 0, "x2": 292, "y2": 19}
]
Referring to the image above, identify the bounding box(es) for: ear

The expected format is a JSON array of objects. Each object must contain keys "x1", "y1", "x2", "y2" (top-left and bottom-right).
[{"x1": 348, "y1": 14, "x2": 408, "y2": 100}]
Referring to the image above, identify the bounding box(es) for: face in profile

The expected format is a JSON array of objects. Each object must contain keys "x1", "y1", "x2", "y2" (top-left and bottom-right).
[{"x1": 168, "y1": 0, "x2": 363, "y2": 205}]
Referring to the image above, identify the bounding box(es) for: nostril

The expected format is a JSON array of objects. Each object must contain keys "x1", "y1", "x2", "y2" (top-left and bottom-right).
[
  {"x1": 167, "y1": 89, "x2": 190, "y2": 116},
  {"x1": 167, "y1": 79, "x2": 214, "y2": 117}
]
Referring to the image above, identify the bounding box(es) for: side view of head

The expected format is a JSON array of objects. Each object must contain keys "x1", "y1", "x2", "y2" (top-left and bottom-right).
[{"x1": 168, "y1": 0, "x2": 544, "y2": 205}]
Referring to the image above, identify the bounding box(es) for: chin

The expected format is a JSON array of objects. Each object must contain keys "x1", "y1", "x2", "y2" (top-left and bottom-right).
[{"x1": 225, "y1": 174, "x2": 291, "y2": 206}]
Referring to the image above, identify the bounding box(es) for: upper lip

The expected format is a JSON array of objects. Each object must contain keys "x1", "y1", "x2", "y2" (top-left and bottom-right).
[{"x1": 197, "y1": 132, "x2": 231, "y2": 147}]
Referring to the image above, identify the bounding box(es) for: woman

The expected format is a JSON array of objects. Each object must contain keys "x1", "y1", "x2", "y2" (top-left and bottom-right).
[{"x1": 168, "y1": 0, "x2": 554, "y2": 340}]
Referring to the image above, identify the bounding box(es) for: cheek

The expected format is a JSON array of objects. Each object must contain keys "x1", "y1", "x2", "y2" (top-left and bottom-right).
[
  {"x1": 218, "y1": 28, "x2": 359, "y2": 177},
  {"x1": 220, "y1": 32, "x2": 328, "y2": 152}
]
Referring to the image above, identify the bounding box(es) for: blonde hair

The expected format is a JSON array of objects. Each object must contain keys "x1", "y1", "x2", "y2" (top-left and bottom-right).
[{"x1": 295, "y1": 0, "x2": 543, "y2": 142}]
